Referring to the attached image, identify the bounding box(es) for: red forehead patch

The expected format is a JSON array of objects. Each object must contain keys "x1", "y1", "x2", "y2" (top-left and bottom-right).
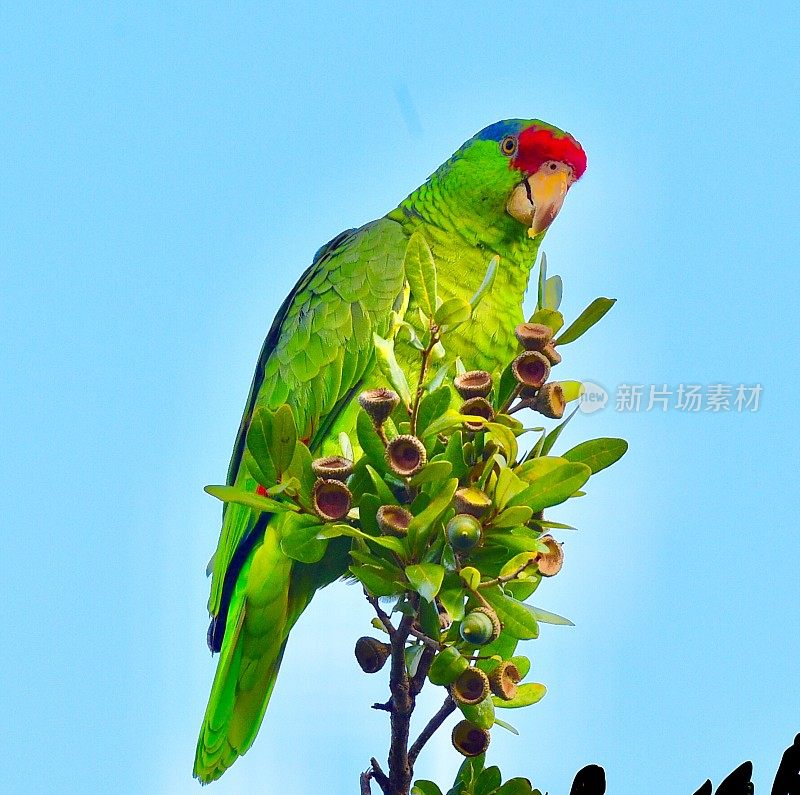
[{"x1": 512, "y1": 125, "x2": 587, "y2": 180}]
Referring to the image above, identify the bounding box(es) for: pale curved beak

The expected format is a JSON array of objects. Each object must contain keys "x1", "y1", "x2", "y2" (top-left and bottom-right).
[{"x1": 506, "y1": 169, "x2": 571, "y2": 237}]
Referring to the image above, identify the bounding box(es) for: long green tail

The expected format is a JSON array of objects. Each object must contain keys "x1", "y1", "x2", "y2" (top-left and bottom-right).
[
  {"x1": 194, "y1": 511, "x2": 350, "y2": 783},
  {"x1": 193, "y1": 514, "x2": 294, "y2": 783}
]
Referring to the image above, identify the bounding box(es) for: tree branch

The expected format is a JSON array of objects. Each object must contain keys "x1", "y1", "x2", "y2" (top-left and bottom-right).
[
  {"x1": 370, "y1": 758, "x2": 390, "y2": 793},
  {"x1": 387, "y1": 611, "x2": 415, "y2": 794},
  {"x1": 408, "y1": 696, "x2": 457, "y2": 766},
  {"x1": 408, "y1": 626, "x2": 442, "y2": 651},
  {"x1": 360, "y1": 769, "x2": 373, "y2": 795},
  {"x1": 366, "y1": 591, "x2": 396, "y2": 638}
]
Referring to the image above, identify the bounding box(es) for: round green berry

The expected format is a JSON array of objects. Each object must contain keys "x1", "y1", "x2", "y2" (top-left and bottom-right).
[
  {"x1": 447, "y1": 514, "x2": 482, "y2": 552},
  {"x1": 459, "y1": 610, "x2": 495, "y2": 646}
]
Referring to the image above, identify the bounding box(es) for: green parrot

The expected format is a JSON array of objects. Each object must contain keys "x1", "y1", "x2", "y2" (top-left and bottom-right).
[{"x1": 194, "y1": 118, "x2": 587, "y2": 783}]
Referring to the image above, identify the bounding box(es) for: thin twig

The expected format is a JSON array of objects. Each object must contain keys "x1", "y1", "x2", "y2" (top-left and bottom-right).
[
  {"x1": 366, "y1": 591, "x2": 396, "y2": 638},
  {"x1": 408, "y1": 696, "x2": 457, "y2": 766},
  {"x1": 410, "y1": 328, "x2": 439, "y2": 434},
  {"x1": 507, "y1": 396, "x2": 534, "y2": 415},
  {"x1": 408, "y1": 626, "x2": 442, "y2": 650},
  {"x1": 498, "y1": 382, "x2": 523, "y2": 415},
  {"x1": 478, "y1": 559, "x2": 535, "y2": 589},
  {"x1": 369, "y1": 758, "x2": 390, "y2": 793},
  {"x1": 371, "y1": 700, "x2": 393, "y2": 712},
  {"x1": 360, "y1": 769, "x2": 373, "y2": 795}
]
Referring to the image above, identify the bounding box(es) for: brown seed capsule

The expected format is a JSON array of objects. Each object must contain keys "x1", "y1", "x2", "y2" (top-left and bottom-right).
[
  {"x1": 541, "y1": 341, "x2": 562, "y2": 366},
  {"x1": 515, "y1": 322, "x2": 553, "y2": 351},
  {"x1": 460, "y1": 397, "x2": 494, "y2": 432},
  {"x1": 488, "y1": 661, "x2": 522, "y2": 700},
  {"x1": 454, "y1": 370, "x2": 493, "y2": 400},
  {"x1": 536, "y1": 535, "x2": 564, "y2": 577},
  {"x1": 312, "y1": 478, "x2": 352, "y2": 521},
  {"x1": 451, "y1": 667, "x2": 491, "y2": 705},
  {"x1": 385, "y1": 434, "x2": 427, "y2": 477},
  {"x1": 454, "y1": 487, "x2": 492, "y2": 519},
  {"x1": 376, "y1": 504, "x2": 412, "y2": 537},
  {"x1": 511, "y1": 351, "x2": 551, "y2": 390},
  {"x1": 358, "y1": 387, "x2": 400, "y2": 427},
  {"x1": 311, "y1": 455, "x2": 354, "y2": 481},
  {"x1": 452, "y1": 720, "x2": 491, "y2": 757},
  {"x1": 354, "y1": 636, "x2": 391, "y2": 673},
  {"x1": 534, "y1": 382, "x2": 566, "y2": 419}
]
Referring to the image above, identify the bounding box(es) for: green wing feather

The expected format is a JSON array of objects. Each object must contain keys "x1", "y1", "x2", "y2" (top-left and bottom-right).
[{"x1": 194, "y1": 218, "x2": 407, "y2": 783}]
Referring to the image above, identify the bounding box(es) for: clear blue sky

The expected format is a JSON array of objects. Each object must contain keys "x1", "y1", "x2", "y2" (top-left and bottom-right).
[{"x1": 2, "y1": 3, "x2": 798, "y2": 793}]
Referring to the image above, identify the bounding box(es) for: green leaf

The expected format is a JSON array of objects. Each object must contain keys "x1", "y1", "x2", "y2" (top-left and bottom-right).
[
  {"x1": 470, "y1": 255, "x2": 499, "y2": 311},
  {"x1": 492, "y1": 718, "x2": 520, "y2": 736},
  {"x1": 485, "y1": 422, "x2": 518, "y2": 465},
  {"x1": 412, "y1": 782, "x2": 444, "y2": 795},
  {"x1": 350, "y1": 563, "x2": 406, "y2": 597},
  {"x1": 555, "y1": 297, "x2": 616, "y2": 345},
  {"x1": 428, "y1": 646, "x2": 469, "y2": 685},
  {"x1": 459, "y1": 566, "x2": 481, "y2": 591},
  {"x1": 494, "y1": 467, "x2": 528, "y2": 510},
  {"x1": 509, "y1": 655, "x2": 531, "y2": 680},
  {"x1": 544, "y1": 274, "x2": 562, "y2": 310},
  {"x1": 410, "y1": 460, "x2": 453, "y2": 486},
  {"x1": 499, "y1": 552, "x2": 537, "y2": 578},
  {"x1": 536, "y1": 251, "x2": 547, "y2": 311},
  {"x1": 459, "y1": 694, "x2": 495, "y2": 729},
  {"x1": 439, "y1": 574, "x2": 466, "y2": 621},
  {"x1": 374, "y1": 333, "x2": 412, "y2": 406},
  {"x1": 338, "y1": 431, "x2": 354, "y2": 461},
  {"x1": 451, "y1": 755, "x2": 485, "y2": 793},
  {"x1": 435, "y1": 296, "x2": 472, "y2": 329},
  {"x1": 366, "y1": 464, "x2": 398, "y2": 505},
  {"x1": 443, "y1": 431, "x2": 469, "y2": 480},
  {"x1": 404, "y1": 231, "x2": 437, "y2": 316},
  {"x1": 527, "y1": 307, "x2": 564, "y2": 335},
  {"x1": 357, "y1": 410, "x2": 388, "y2": 471},
  {"x1": 408, "y1": 478, "x2": 459, "y2": 552},
  {"x1": 244, "y1": 407, "x2": 277, "y2": 486},
  {"x1": 481, "y1": 587, "x2": 539, "y2": 640},
  {"x1": 204, "y1": 485, "x2": 299, "y2": 514},
  {"x1": 475, "y1": 766, "x2": 502, "y2": 795},
  {"x1": 491, "y1": 505, "x2": 534, "y2": 528},
  {"x1": 505, "y1": 577, "x2": 541, "y2": 601},
  {"x1": 419, "y1": 410, "x2": 463, "y2": 438},
  {"x1": 495, "y1": 778, "x2": 536, "y2": 795},
  {"x1": 494, "y1": 360, "x2": 518, "y2": 411},
  {"x1": 319, "y1": 523, "x2": 406, "y2": 555},
  {"x1": 417, "y1": 386, "x2": 453, "y2": 437},
  {"x1": 405, "y1": 563, "x2": 445, "y2": 602},
  {"x1": 510, "y1": 462, "x2": 591, "y2": 513},
  {"x1": 530, "y1": 605, "x2": 574, "y2": 626},
  {"x1": 279, "y1": 514, "x2": 327, "y2": 563},
  {"x1": 539, "y1": 406, "x2": 580, "y2": 456},
  {"x1": 242, "y1": 449, "x2": 276, "y2": 491},
  {"x1": 514, "y1": 455, "x2": 566, "y2": 482},
  {"x1": 563, "y1": 437, "x2": 629, "y2": 474},
  {"x1": 492, "y1": 682, "x2": 546, "y2": 709},
  {"x1": 285, "y1": 441, "x2": 315, "y2": 507},
  {"x1": 405, "y1": 643, "x2": 425, "y2": 677},
  {"x1": 270, "y1": 404, "x2": 297, "y2": 478}
]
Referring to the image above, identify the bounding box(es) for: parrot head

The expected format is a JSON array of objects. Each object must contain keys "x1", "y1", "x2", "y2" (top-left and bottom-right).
[{"x1": 445, "y1": 119, "x2": 587, "y2": 240}]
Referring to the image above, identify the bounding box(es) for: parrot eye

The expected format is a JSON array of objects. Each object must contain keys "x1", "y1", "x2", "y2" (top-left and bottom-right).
[{"x1": 500, "y1": 136, "x2": 517, "y2": 156}]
